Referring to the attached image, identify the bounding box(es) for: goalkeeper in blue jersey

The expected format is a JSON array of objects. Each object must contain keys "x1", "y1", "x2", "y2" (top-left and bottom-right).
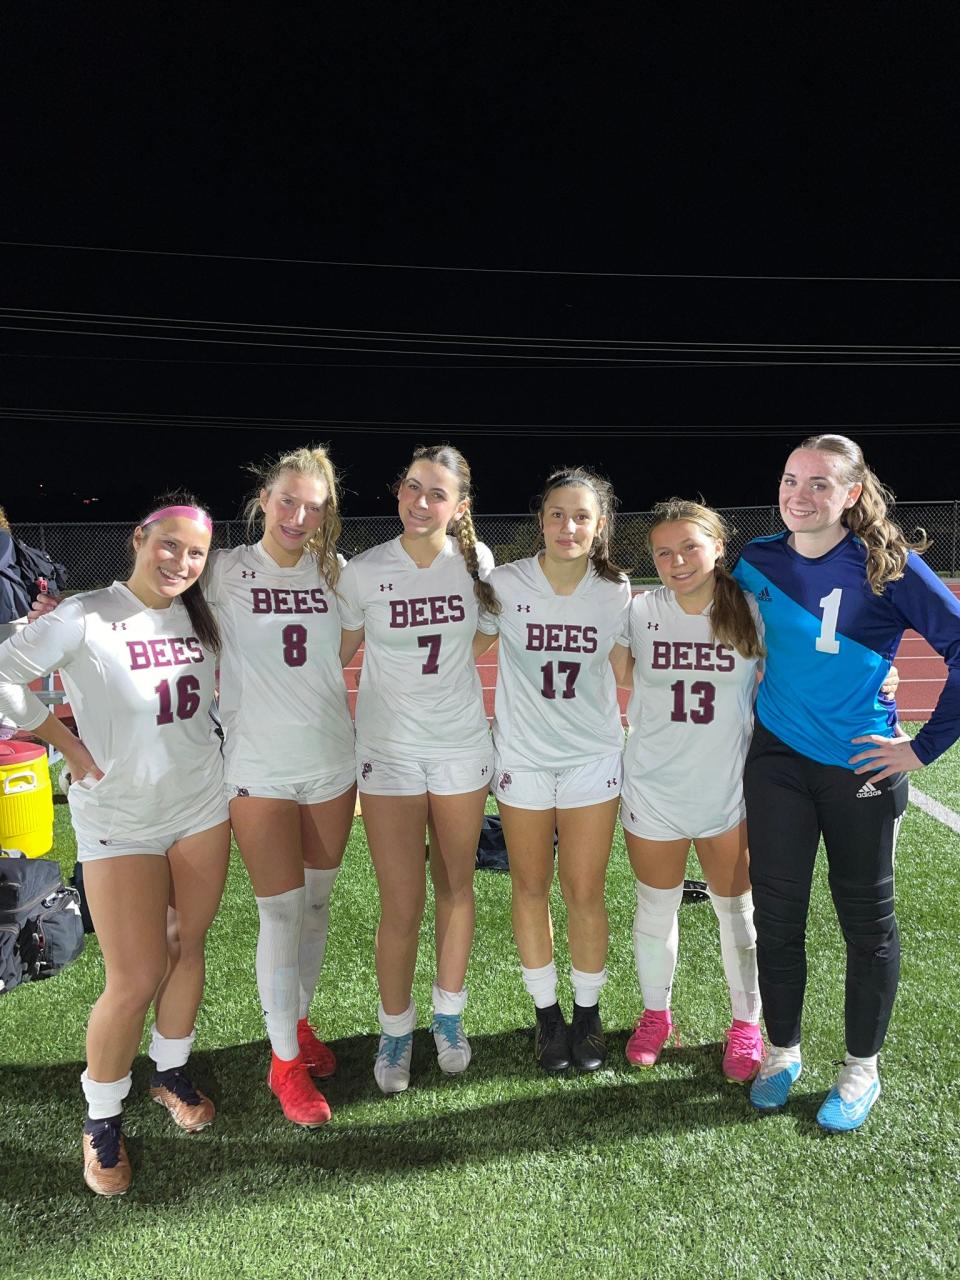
[{"x1": 733, "y1": 433, "x2": 960, "y2": 1132}]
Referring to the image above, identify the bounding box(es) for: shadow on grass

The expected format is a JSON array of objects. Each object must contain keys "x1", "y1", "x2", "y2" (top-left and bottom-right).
[{"x1": 1, "y1": 1025, "x2": 834, "y2": 1240}]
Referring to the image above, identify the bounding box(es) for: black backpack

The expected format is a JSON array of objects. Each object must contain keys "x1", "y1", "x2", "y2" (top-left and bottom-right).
[
  {"x1": 13, "y1": 538, "x2": 68, "y2": 599},
  {"x1": 476, "y1": 814, "x2": 510, "y2": 871},
  {"x1": 0, "y1": 857, "x2": 85, "y2": 995}
]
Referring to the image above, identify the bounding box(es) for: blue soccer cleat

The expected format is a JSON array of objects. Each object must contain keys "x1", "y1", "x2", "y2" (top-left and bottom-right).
[
  {"x1": 749, "y1": 1047, "x2": 802, "y2": 1111},
  {"x1": 816, "y1": 1064, "x2": 881, "y2": 1133}
]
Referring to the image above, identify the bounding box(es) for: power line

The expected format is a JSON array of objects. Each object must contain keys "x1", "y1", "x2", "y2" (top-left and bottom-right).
[
  {"x1": 3, "y1": 324, "x2": 959, "y2": 366},
  {"x1": 0, "y1": 351, "x2": 631, "y2": 371},
  {"x1": 2, "y1": 406, "x2": 958, "y2": 439},
  {"x1": 2, "y1": 306, "x2": 958, "y2": 350},
  {"x1": 2, "y1": 238, "x2": 960, "y2": 283}
]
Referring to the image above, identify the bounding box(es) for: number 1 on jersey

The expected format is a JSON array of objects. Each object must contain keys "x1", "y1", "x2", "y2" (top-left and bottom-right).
[{"x1": 816, "y1": 588, "x2": 842, "y2": 654}]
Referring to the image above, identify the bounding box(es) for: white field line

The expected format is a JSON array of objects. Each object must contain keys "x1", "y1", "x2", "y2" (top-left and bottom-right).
[{"x1": 910, "y1": 783, "x2": 960, "y2": 836}]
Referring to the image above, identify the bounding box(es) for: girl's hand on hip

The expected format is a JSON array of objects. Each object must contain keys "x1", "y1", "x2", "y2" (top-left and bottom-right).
[{"x1": 849, "y1": 729, "x2": 922, "y2": 782}]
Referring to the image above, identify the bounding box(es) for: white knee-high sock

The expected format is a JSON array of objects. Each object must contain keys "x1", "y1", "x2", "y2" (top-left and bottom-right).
[
  {"x1": 633, "y1": 881, "x2": 684, "y2": 1011},
  {"x1": 255, "y1": 885, "x2": 305, "y2": 1060},
  {"x1": 708, "y1": 889, "x2": 761, "y2": 1023},
  {"x1": 149, "y1": 1024, "x2": 196, "y2": 1073},
  {"x1": 521, "y1": 961, "x2": 558, "y2": 1009},
  {"x1": 298, "y1": 866, "x2": 340, "y2": 1020}
]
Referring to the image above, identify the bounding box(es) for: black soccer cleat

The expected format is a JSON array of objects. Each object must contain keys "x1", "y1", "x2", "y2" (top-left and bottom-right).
[
  {"x1": 570, "y1": 1001, "x2": 607, "y2": 1072},
  {"x1": 534, "y1": 1002, "x2": 571, "y2": 1073}
]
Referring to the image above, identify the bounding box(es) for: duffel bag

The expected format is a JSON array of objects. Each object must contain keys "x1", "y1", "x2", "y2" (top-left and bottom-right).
[{"x1": 0, "y1": 855, "x2": 84, "y2": 994}]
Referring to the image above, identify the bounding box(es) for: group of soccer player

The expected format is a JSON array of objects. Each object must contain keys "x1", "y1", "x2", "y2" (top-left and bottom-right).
[{"x1": 0, "y1": 433, "x2": 958, "y2": 1198}]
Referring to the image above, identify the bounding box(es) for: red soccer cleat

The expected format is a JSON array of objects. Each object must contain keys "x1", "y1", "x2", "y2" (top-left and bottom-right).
[
  {"x1": 297, "y1": 1018, "x2": 337, "y2": 1079},
  {"x1": 268, "y1": 1052, "x2": 332, "y2": 1127}
]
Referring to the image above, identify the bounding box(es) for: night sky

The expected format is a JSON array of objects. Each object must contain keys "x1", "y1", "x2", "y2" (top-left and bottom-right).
[{"x1": 3, "y1": 7, "x2": 959, "y2": 524}]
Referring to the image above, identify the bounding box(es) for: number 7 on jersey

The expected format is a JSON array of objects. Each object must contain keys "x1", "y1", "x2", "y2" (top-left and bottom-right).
[{"x1": 418, "y1": 634, "x2": 441, "y2": 674}]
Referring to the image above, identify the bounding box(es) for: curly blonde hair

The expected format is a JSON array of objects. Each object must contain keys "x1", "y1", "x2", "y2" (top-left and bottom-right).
[
  {"x1": 245, "y1": 444, "x2": 343, "y2": 588},
  {"x1": 797, "y1": 435, "x2": 929, "y2": 594}
]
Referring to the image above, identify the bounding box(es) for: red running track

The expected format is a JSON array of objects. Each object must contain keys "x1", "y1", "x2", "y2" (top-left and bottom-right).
[
  {"x1": 473, "y1": 581, "x2": 960, "y2": 727},
  {"x1": 34, "y1": 583, "x2": 959, "y2": 727},
  {"x1": 889, "y1": 584, "x2": 959, "y2": 720}
]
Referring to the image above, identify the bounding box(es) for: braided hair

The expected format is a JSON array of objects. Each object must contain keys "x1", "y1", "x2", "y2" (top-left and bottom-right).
[{"x1": 397, "y1": 444, "x2": 501, "y2": 615}]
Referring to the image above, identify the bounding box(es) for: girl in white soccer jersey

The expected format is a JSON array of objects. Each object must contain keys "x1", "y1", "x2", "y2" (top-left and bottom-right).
[
  {"x1": 30, "y1": 451, "x2": 354, "y2": 1130},
  {"x1": 207, "y1": 446, "x2": 356, "y2": 1129},
  {"x1": 618, "y1": 499, "x2": 765, "y2": 1083},
  {"x1": 475, "y1": 469, "x2": 632, "y2": 1073},
  {"x1": 0, "y1": 499, "x2": 230, "y2": 1197},
  {"x1": 338, "y1": 444, "x2": 498, "y2": 1094}
]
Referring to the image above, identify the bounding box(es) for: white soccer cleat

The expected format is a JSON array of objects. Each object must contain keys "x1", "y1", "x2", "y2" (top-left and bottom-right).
[
  {"x1": 374, "y1": 1032, "x2": 413, "y2": 1094},
  {"x1": 431, "y1": 1013, "x2": 472, "y2": 1074}
]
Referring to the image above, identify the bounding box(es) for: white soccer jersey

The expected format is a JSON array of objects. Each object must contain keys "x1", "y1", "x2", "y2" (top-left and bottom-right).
[
  {"x1": 620, "y1": 586, "x2": 761, "y2": 831},
  {"x1": 206, "y1": 543, "x2": 354, "y2": 785},
  {"x1": 0, "y1": 582, "x2": 223, "y2": 843},
  {"x1": 478, "y1": 557, "x2": 631, "y2": 770},
  {"x1": 338, "y1": 537, "x2": 493, "y2": 760}
]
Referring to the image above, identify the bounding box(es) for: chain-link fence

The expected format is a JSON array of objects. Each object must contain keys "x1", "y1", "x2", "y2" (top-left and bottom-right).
[{"x1": 13, "y1": 502, "x2": 960, "y2": 591}]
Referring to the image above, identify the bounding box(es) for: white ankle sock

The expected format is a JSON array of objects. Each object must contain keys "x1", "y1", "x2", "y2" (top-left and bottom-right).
[
  {"x1": 570, "y1": 966, "x2": 607, "y2": 1008},
  {"x1": 298, "y1": 865, "x2": 340, "y2": 1020},
  {"x1": 760, "y1": 1042, "x2": 802, "y2": 1078},
  {"x1": 81, "y1": 1069, "x2": 132, "y2": 1120},
  {"x1": 708, "y1": 889, "x2": 761, "y2": 1023},
  {"x1": 838, "y1": 1053, "x2": 879, "y2": 1100},
  {"x1": 633, "y1": 881, "x2": 684, "y2": 1011},
  {"x1": 378, "y1": 1000, "x2": 416, "y2": 1037},
  {"x1": 432, "y1": 982, "x2": 467, "y2": 1016},
  {"x1": 521, "y1": 961, "x2": 558, "y2": 1009},
  {"x1": 148, "y1": 1024, "x2": 196, "y2": 1073},
  {"x1": 255, "y1": 885, "x2": 305, "y2": 1060}
]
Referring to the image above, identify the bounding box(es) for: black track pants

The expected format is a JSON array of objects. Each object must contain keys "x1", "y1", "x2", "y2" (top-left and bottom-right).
[{"x1": 743, "y1": 721, "x2": 909, "y2": 1057}]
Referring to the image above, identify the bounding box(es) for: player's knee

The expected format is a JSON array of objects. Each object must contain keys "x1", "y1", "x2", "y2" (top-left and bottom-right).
[
  {"x1": 512, "y1": 871, "x2": 553, "y2": 904},
  {"x1": 633, "y1": 880, "x2": 683, "y2": 939},
  {"x1": 382, "y1": 892, "x2": 426, "y2": 935},
  {"x1": 559, "y1": 876, "x2": 605, "y2": 916},
  {"x1": 841, "y1": 915, "x2": 900, "y2": 964},
  {"x1": 105, "y1": 962, "x2": 166, "y2": 1014}
]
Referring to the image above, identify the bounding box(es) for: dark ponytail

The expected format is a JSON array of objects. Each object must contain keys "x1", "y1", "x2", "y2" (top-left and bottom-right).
[
  {"x1": 535, "y1": 467, "x2": 630, "y2": 583},
  {"x1": 134, "y1": 491, "x2": 222, "y2": 654}
]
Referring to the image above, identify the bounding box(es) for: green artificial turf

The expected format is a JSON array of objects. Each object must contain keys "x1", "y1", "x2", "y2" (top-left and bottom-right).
[{"x1": 2, "y1": 749, "x2": 959, "y2": 1280}]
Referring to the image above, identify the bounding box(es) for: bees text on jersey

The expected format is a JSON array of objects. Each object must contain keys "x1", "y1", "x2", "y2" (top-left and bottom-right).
[{"x1": 478, "y1": 556, "x2": 631, "y2": 771}]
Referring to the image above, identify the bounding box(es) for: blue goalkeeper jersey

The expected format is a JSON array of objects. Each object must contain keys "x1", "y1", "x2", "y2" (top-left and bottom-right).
[{"x1": 733, "y1": 531, "x2": 960, "y2": 769}]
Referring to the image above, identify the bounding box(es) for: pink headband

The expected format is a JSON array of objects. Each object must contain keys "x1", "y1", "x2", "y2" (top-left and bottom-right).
[{"x1": 141, "y1": 504, "x2": 213, "y2": 532}]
